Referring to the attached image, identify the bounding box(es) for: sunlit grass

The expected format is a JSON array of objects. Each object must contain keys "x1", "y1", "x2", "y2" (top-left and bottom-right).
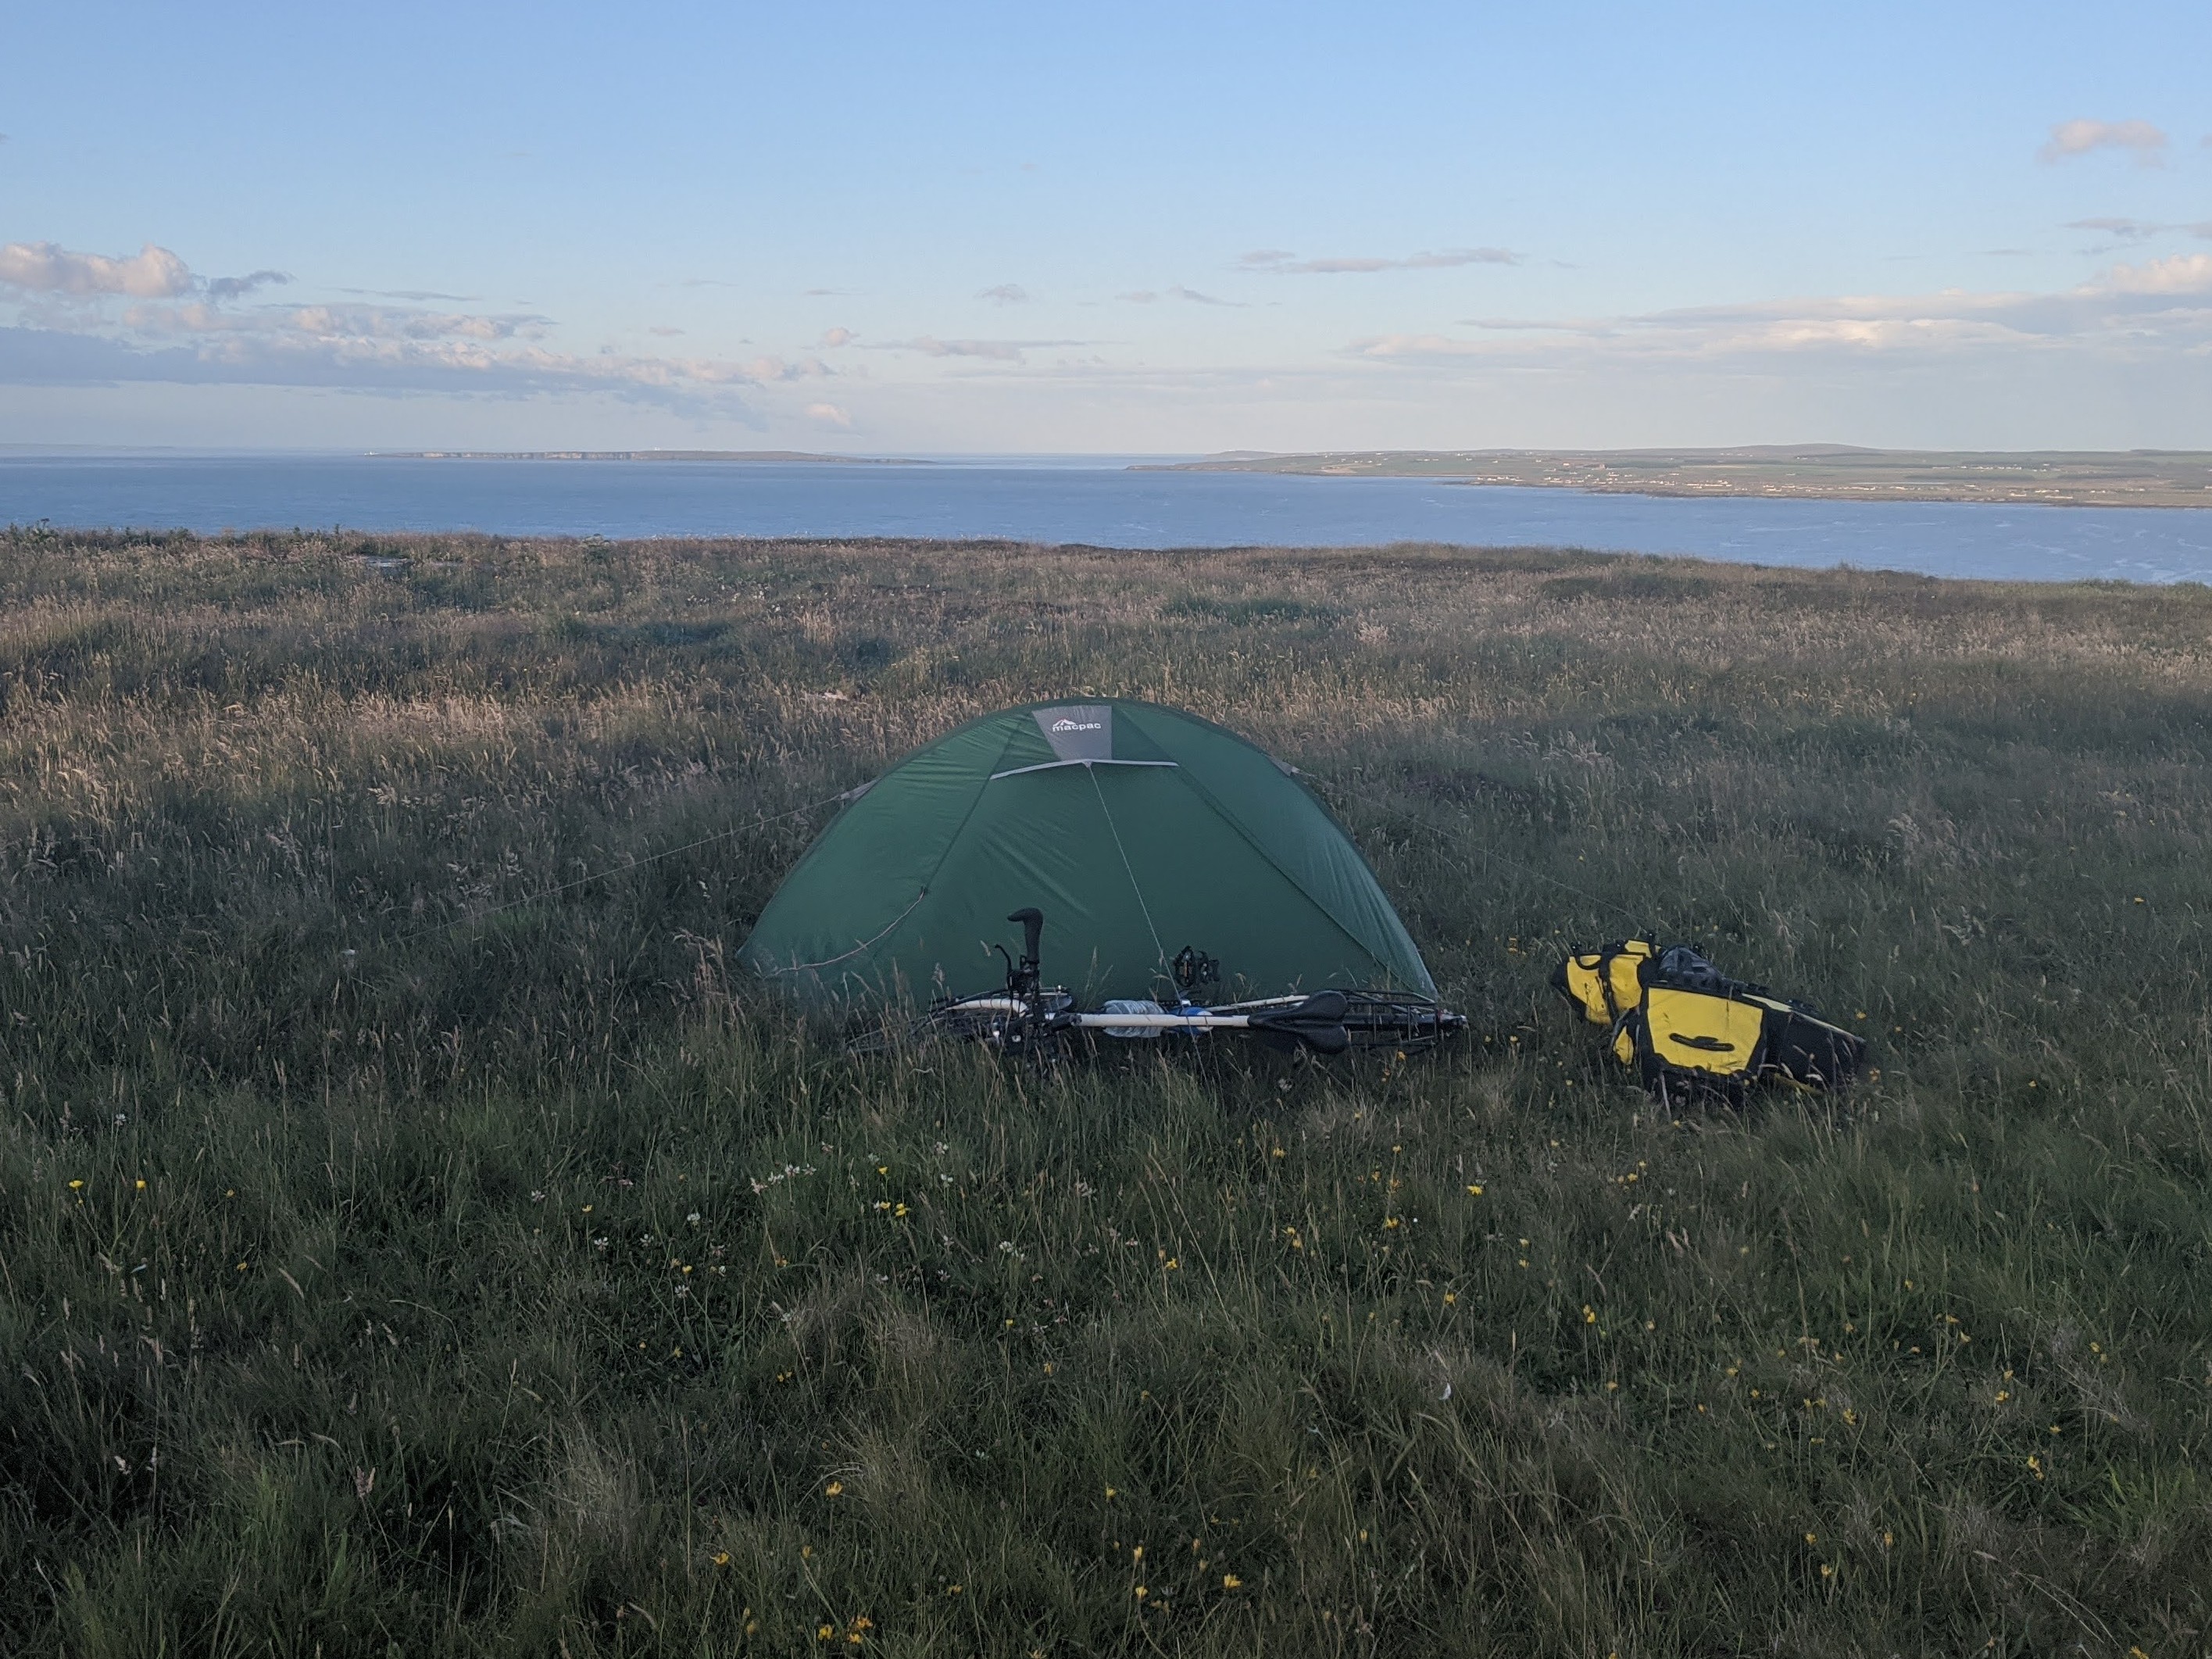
[{"x1": 2, "y1": 524, "x2": 2210, "y2": 1654}]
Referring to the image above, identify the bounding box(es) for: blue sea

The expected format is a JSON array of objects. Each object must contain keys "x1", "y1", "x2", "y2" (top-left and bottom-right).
[{"x1": 4, "y1": 452, "x2": 2210, "y2": 585}]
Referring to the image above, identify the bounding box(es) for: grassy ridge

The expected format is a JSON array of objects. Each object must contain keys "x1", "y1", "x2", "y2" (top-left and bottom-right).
[
  {"x1": 1152, "y1": 446, "x2": 2212, "y2": 507},
  {"x1": 3, "y1": 527, "x2": 2210, "y2": 1655}
]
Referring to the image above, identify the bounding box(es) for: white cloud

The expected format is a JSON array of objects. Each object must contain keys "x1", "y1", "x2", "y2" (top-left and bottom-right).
[
  {"x1": 1118, "y1": 285, "x2": 1243, "y2": 306},
  {"x1": 2069, "y1": 216, "x2": 2212, "y2": 244},
  {"x1": 2039, "y1": 118, "x2": 2168, "y2": 164},
  {"x1": 0, "y1": 238, "x2": 834, "y2": 410},
  {"x1": 1242, "y1": 246, "x2": 1520, "y2": 274},
  {"x1": 341, "y1": 287, "x2": 481, "y2": 302},
  {"x1": 2071, "y1": 216, "x2": 2160, "y2": 241},
  {"x1": 2084, "y1": 252, "x2": 2212, "y2": 295},
  {"x1": 0, "y1": 321, "x2": 787, "y2": 404},
  {"x1": 819, "y1": 326, "x2": 856, "y2": 347},
  {"x1": 1355, "y1": 254, "x2": 2212, "y2": 370},
  {"x1": 0, "y1": 240, "x2": 193, "y2": 298},
  {"x1": 978, "y1": 284, "x2": 1030, "y2": 305},
  {"x1": 205, "y1": 269, "x2": 290, "y2": 300},
  {"x1": 876, "y1": 336, "x2": 1081, "y2": 362},
  {"x1": 746, "y1": 355, "x2": 833, "y2": 382},
  {"x1": 1456, "y1": 316, "x2": 1571, "y2": 331},
  {"x1": 121, "y1": 301, "x2": 551, "y2": 342},
  {"x1": 805, "y1": 401, "x2": 851, "y2": 427}
]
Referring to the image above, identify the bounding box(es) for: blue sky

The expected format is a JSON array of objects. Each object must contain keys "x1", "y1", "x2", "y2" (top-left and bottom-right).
[{"x1": 2, "y1": 0, "x2": 2208, "y2": 452}]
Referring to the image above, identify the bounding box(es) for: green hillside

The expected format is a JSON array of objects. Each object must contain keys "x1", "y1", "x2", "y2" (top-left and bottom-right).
[{"x1": 1151, "y1": 446, "x2": 2212, "y2": 507}]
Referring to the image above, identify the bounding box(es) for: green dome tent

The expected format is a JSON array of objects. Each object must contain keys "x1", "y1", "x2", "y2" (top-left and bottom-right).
[{"x1": 740, "y1": 699, "x2": 1435, "y2": 1006}]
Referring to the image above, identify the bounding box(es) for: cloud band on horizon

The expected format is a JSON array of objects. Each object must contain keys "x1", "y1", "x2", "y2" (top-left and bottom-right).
[
  {"x1": 1242, "y1": 246, "x2": 1521, "y2": 274},
  {"x1": 0, "y1": 238, "x2": 820, "y2": 410}
]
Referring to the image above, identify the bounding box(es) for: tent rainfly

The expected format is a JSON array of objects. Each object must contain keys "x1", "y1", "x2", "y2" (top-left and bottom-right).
[{"x1": 739, "y1": 699, "x2": 1436, "y2": 1006}]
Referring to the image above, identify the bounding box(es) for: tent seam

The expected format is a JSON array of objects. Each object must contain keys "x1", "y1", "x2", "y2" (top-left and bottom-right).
[{"x1": 1088, "y1": 763, "x2": 1170, "y2": 972}]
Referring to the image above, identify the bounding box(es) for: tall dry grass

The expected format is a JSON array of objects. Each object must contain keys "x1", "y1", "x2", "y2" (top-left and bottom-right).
[{"x1": 3, "y1": 525, "x2": 2210, "y2": 1655}]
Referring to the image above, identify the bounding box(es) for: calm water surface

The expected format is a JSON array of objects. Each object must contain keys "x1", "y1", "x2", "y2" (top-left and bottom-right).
[{"x1": 5, "y1": 454, "x2": 2210, "y2": 585}]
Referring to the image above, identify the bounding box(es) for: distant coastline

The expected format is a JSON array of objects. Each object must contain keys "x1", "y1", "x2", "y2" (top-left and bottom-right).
[
  {"x1": 1142, "y1": 445, "x2": 2212, "y2": 509},
  {"x1": 377, "y1": 449, "x2": 929, "y2": 466}
]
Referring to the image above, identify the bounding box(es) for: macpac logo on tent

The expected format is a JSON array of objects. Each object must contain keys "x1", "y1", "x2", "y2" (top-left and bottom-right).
[{"x1": 1051, "y1": 719, "x2": 1103, "y2": 733}]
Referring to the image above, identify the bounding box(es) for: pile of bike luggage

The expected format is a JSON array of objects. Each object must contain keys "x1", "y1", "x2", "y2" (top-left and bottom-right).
[{"x1": 1552, "y1": 939, "x2": 1867, "y2": 1105}]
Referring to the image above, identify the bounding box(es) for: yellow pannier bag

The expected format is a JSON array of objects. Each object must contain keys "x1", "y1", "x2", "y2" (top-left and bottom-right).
[
  {"x1": 1559, "y1": 939, "x2": 1867, "y2": 1103},
  {"x1": 1551, "y1": 938, "x2": 1656, "y2": 1026},
  {"x1": 1640, "y1": 984, "x2": 1767, "y2": 1082}
]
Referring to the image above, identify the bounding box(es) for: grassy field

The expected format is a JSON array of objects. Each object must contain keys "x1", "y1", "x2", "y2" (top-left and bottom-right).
[{"x1": 3, "y1": 526, "x2": 2210, "y2": 1657}]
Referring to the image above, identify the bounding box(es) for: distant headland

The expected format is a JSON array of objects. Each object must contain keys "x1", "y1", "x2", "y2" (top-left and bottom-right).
[{"x1": 1142, "y1": 445, "x2": 2212, "y2": 509}]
